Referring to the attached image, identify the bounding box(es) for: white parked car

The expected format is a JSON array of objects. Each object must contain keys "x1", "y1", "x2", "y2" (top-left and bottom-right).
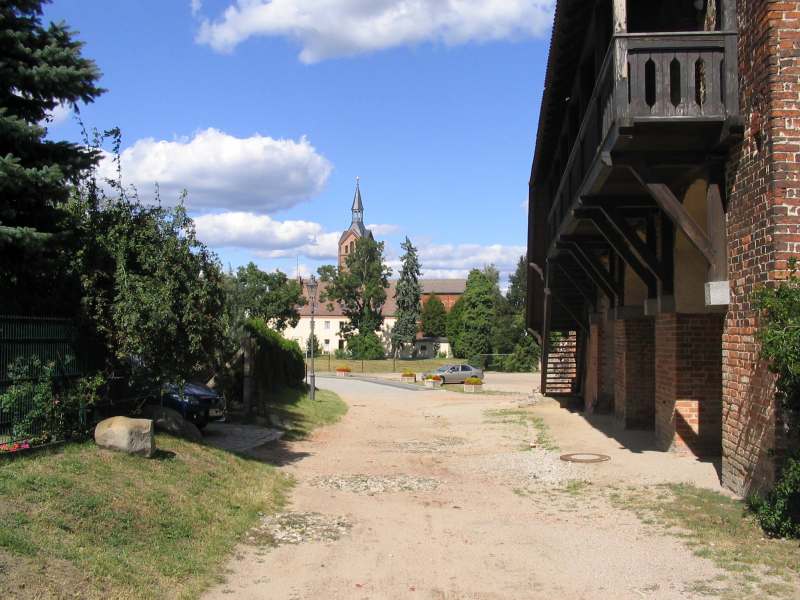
[{"x1": 427, "y1": 364, "x2": 483, "y2": 384}]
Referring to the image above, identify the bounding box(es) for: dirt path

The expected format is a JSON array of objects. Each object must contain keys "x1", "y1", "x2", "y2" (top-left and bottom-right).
[{"x1": 204, "y1": 377, "x2": 734, "y2": 600}]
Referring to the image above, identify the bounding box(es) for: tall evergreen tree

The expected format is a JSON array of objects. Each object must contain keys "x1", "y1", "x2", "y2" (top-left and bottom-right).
[
  {"x1": 421, "y1": 295, "x2": 447, "y2": 338},
  {"x1": 1, "y1": 0, "x2": 104, "y2": 313},
  {"x1": 446, "y1": 296, "x2": 466, "y2": 358},
  {"x1": 392, "y1": 237, "x2": 422, "y2": 352},
  {"x1": 459, "y1": 269, "x2": 496, "y2": 363}
]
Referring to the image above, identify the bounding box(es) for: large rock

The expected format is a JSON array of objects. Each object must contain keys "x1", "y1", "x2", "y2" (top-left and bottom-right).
[
  {"x1": 95, "y1": 417, "x2": 155, "y2": 457},
  {"x1": 140, "y1": 405, "x2": 203, "y2": 442}
]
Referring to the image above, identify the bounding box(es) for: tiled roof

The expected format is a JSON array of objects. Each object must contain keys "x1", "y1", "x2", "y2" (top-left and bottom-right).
[{"x1": 297, "y1": 278, "x2": 465, "y2": 318}]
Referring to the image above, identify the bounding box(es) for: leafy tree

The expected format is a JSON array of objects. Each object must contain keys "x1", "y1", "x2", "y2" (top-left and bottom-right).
[
  {"x1": 348, "y1": 331, "x2": 385, "y2": 360},
  {"x1": 507, "y1": 255, "x2": 528, "y2": 313},
  {"x1": 421, "y1": 295, "x2": 447, "y2": 338},
  {"x1": 70, "y1": 177, "x2": 227, "y2": 387},
  {"x1": 0, "y1": 0, "x2": 104, "y2": 314},
  {"x1": 318, "y1": 236, "x2": 391, "y2": 338},
  {"x1": 459, "y1": 269, "x2": 496, "y2": 363},
  {"x1": 306, "y1": 333, "x2": 323, "y2": 357},
  {"x1": 226, "y1": 262, "x2": 305, "y2": 333},
  {"x1": 392, "y1": 237, "x2": 422, "y2": 352},
  {"x1": 447, "y1": 296, "x2": 467, "y2": 358}
]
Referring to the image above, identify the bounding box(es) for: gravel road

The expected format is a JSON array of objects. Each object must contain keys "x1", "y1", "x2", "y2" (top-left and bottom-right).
[{"x1": 204, "y1": 376, "x2": 731, "y2": 600}]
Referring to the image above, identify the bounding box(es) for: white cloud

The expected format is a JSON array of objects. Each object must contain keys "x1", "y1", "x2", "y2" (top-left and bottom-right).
[
  {"x1": 194, "y1": 211, "x2": 340, "y2": 259},
  {"x1": 197, "y1": 0, "x2": 555, "y2": 62},
  {"x1": 190, "y1": 0, "x2": 202, "y2": 16},
  {"x1": 97, "y1": 128, "x2": 332, "y2": 212},
  {"x1": 367, "y1": 223, "x2": 400, "y2": 236},
  {"x1": 420, "y1": 242, "x2": 525, "y2": 273},
  {"x1": 39, "y1": 102, "x2": 71, "y2": 127}
]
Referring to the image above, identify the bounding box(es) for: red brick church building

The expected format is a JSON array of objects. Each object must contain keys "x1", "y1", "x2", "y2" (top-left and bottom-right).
[{"x1": 526, "y1": 0, "x2": 799, "y2": 495}]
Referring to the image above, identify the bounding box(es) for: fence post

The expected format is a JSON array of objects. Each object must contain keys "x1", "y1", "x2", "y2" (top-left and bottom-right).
[
  {"x1": 362, "y1": 359, "x2": 365, "y2": 374},
  {"x1": 242, "y1": 336, "x2": 255, "y2": 417}
]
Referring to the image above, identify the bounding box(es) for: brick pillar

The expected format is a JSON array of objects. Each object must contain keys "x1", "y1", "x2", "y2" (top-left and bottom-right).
[
  {"x1": 656, "y1": 314, "x2": 723, "y2": 457},
  {"x1": 614, "y1": 318, "x2": 655, "y2": 429},
  {"x1": 596, "y1": 316, "x2": 615, "y2": 413}
]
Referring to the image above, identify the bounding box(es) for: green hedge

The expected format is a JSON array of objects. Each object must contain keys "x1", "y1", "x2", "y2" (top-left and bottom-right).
[{"x1": 244, "y1": 318, "x2": 305, "y2": 391}]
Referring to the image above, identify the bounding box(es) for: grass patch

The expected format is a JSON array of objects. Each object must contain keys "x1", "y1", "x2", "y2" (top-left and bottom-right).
[
  {"x1": 609, "y1": 483, "x2": 800, "y2": 598},
  {"x1": 262, "y1": 386, "x2": 348, "y2": 441},
  {"x1": 0, "y1": 435, "x2": 292, "y2": 599},
  {"x1": 483, "y1": 408, "x2": 558, "y2": 451}
]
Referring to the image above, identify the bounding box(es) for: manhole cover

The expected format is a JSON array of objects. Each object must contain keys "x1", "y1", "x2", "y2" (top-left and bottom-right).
[{"x1": 560, "y1": 453, "x2": 611, "y2": 463}]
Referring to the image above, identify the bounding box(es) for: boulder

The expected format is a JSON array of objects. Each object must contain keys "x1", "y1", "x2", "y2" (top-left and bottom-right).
[
  {"x1": 95, "y1": 417, "x2": 155, "y2": 457},
  {"x1": 140, "y1": 405, "x2": 203, "y2": 442}
]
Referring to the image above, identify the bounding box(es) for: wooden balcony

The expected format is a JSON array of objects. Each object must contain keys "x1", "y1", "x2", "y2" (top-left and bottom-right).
[{"x1": 544, "y1": 31, "x2": 740, "y2": 255}]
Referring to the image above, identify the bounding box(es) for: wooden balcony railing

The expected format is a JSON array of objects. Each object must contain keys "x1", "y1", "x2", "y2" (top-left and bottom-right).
[{"x1": 544, "y1": 31, "x2": 738, "y2": 252}]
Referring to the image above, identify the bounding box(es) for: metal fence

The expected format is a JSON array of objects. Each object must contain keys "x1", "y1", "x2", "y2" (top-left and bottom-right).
[{"x1": 0, "y1": 316, "x2": 87, "y2": 446}]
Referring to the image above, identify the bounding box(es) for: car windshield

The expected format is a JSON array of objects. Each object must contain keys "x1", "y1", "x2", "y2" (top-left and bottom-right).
[{"x1": 436, "y1": 366, "x2": 449, "y2": 372}]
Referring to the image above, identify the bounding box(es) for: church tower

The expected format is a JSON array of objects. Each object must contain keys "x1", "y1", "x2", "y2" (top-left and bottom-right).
[{"x1": 338, "y1": 177, "x2": 373, "y2": 268}]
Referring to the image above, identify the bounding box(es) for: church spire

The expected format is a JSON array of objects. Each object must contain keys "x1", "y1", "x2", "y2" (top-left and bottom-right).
[{"x1": 351, "y1": 176, "x2": 364, "y2": 225}]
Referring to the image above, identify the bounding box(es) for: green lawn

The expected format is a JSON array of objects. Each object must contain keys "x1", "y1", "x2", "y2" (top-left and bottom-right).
[
  {"x1": 305, "y1": 356, "x2": 452, "y2": 374},
  {"x1": 0, "y1": 435, "x2": 292, "y2": 599},
  {"x1": 261, "y1": 386, "x2": 348, "y2": 441}
]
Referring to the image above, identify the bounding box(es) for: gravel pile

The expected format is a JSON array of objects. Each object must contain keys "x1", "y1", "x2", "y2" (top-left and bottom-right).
[
  {"x1": 468, "y1": 448, "x2": 585, "y2": 486},
  {"x1": 247, "y1": 512, "x2": 352, "y2": 546},
  {"x1": 310, "y1": 474, "x2": 441, "y2": 495}
]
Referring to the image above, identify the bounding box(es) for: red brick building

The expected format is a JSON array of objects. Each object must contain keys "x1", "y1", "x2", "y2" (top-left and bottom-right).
[{"x1": 527, "y1": 0, "x2": 800, "y2": 495}]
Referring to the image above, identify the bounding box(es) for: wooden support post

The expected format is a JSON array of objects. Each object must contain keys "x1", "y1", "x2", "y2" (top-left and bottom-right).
[
  {"x1": 706, "y1": 182, "x2": 728, "y2": 282},
  {"x1": 554, "y1": 260, "x2": 597, "y2": 310},
  {"x1": 612, "y1": 0, "x2": 627, "y2": 33}
]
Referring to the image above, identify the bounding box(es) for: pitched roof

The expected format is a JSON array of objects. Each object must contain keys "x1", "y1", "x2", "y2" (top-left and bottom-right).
[
  {"x1": 297, "y1": 278, "x2": 465, "y2": 318},
  {"x1": 421, "y1": 279, "x2": 467, "y2": 295}
]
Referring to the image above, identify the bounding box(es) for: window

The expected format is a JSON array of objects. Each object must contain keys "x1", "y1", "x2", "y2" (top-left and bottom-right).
[
  {"x1": 324, "y1": 321, "x2": 330, "y2": 330},
  {"x1": 324, "y1": 339, "x2": 330, "y2": 348},
  {"x1": 461, "y1": 365, "x2": 471, "y2": 372}
]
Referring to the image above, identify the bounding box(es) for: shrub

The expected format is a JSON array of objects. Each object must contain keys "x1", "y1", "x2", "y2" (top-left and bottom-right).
[
  {"x1": 335, "y1": 366, "x2": 352, "y2": 373},
  {"x1": 401, "y1": 370, "x2": 415, "y2": 377},
  {"x1": 0, "y1": 359, "x2": 102, "y2": 445},
  {"x1": 464, "y1": 377, "x2": 483, "y2": 385},
  {"x1": 334, "y1": 348, "x2": 349, "y2": 359},
  {"x1": 426, "y1": 374, "x2": 442, "y2": 381},
  {"x1": 244, "y1": 318, "x2": 305, "y2": 391},
  {"x1": 347, "y1": 332, "x2": 385, "y2": 360},
  {"x1": 751, "y1": 455, "x2": 800, "y2": 538}
]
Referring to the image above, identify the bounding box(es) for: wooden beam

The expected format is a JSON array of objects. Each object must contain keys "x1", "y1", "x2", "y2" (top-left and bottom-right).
[
  {"x1": 575, "y1": 208, "x2": 658, "y2": 294},
  {"x1": 576, "y1": 205, "x2": 664, "y2": 281},
  {"x1": 553, "y1": 259, "x2": 597, "y2": 309},
  {"x1": 556, "y1": 242, "x2": 619, "y2": 301},
  {"x1": 628, "y1": 168, "x2": 717, "y2": 266}
]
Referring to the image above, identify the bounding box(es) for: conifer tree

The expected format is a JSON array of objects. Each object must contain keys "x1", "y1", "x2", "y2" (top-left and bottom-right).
[
  {"x1": 0, "y1": 0, "x2": 104, "y2": 313},
  {"x1": 392, "y1": 237, "x2": 422, "y2": 352},
  {"x1": 459, "y1": 269, "x2": 496, "y2": 363}
]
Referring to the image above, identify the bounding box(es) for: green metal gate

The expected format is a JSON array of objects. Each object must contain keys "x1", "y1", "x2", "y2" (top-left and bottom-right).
[{"x1": 0, "y1": 316, "x2": 85, "y2": 446}]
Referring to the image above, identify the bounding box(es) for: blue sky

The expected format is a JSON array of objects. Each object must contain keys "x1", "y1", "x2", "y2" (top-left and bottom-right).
[{"x1": 43, "y1": 0, "x2": 553, "y2": 285}]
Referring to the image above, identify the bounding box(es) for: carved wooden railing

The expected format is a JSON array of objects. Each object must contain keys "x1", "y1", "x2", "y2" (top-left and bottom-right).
[{"x1": 544, "y1": 31, "x2": 738, "y2": 253}]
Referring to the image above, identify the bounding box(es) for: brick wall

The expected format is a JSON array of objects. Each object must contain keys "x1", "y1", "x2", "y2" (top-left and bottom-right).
[
  {"x1": 614, "y1": 318, "x2": 655, "y2": 429},
  {"x1": 656, "y1": 314, "x2": 724, "y2": 457},
  {"x1": 722, "y1": 0, "x2": 800, "y2": 495},
  {"x1": 597, "y1": 316, "x2": 615, "y2": 412}
]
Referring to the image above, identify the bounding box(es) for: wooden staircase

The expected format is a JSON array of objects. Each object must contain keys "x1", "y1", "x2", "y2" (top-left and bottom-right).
[{"x1": 543, "y1": 331, "x2": 580, "y2": 395}]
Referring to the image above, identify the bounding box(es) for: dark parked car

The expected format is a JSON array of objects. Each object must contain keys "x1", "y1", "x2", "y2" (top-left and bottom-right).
[
  {"x1": 426, "y1": 364, "x2": 484, "y2": 384},
  {"x1": 150, "y1": 382, "x2": 225, "y2": 429}
]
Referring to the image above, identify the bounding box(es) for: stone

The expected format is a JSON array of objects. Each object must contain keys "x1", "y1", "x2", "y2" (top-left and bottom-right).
[
  {"x1": 94, "y1": 417, "x2": 155, "y2": 457},
  {"x1": 140, "y1": 405, "x2": 203, "y2": 442}
]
